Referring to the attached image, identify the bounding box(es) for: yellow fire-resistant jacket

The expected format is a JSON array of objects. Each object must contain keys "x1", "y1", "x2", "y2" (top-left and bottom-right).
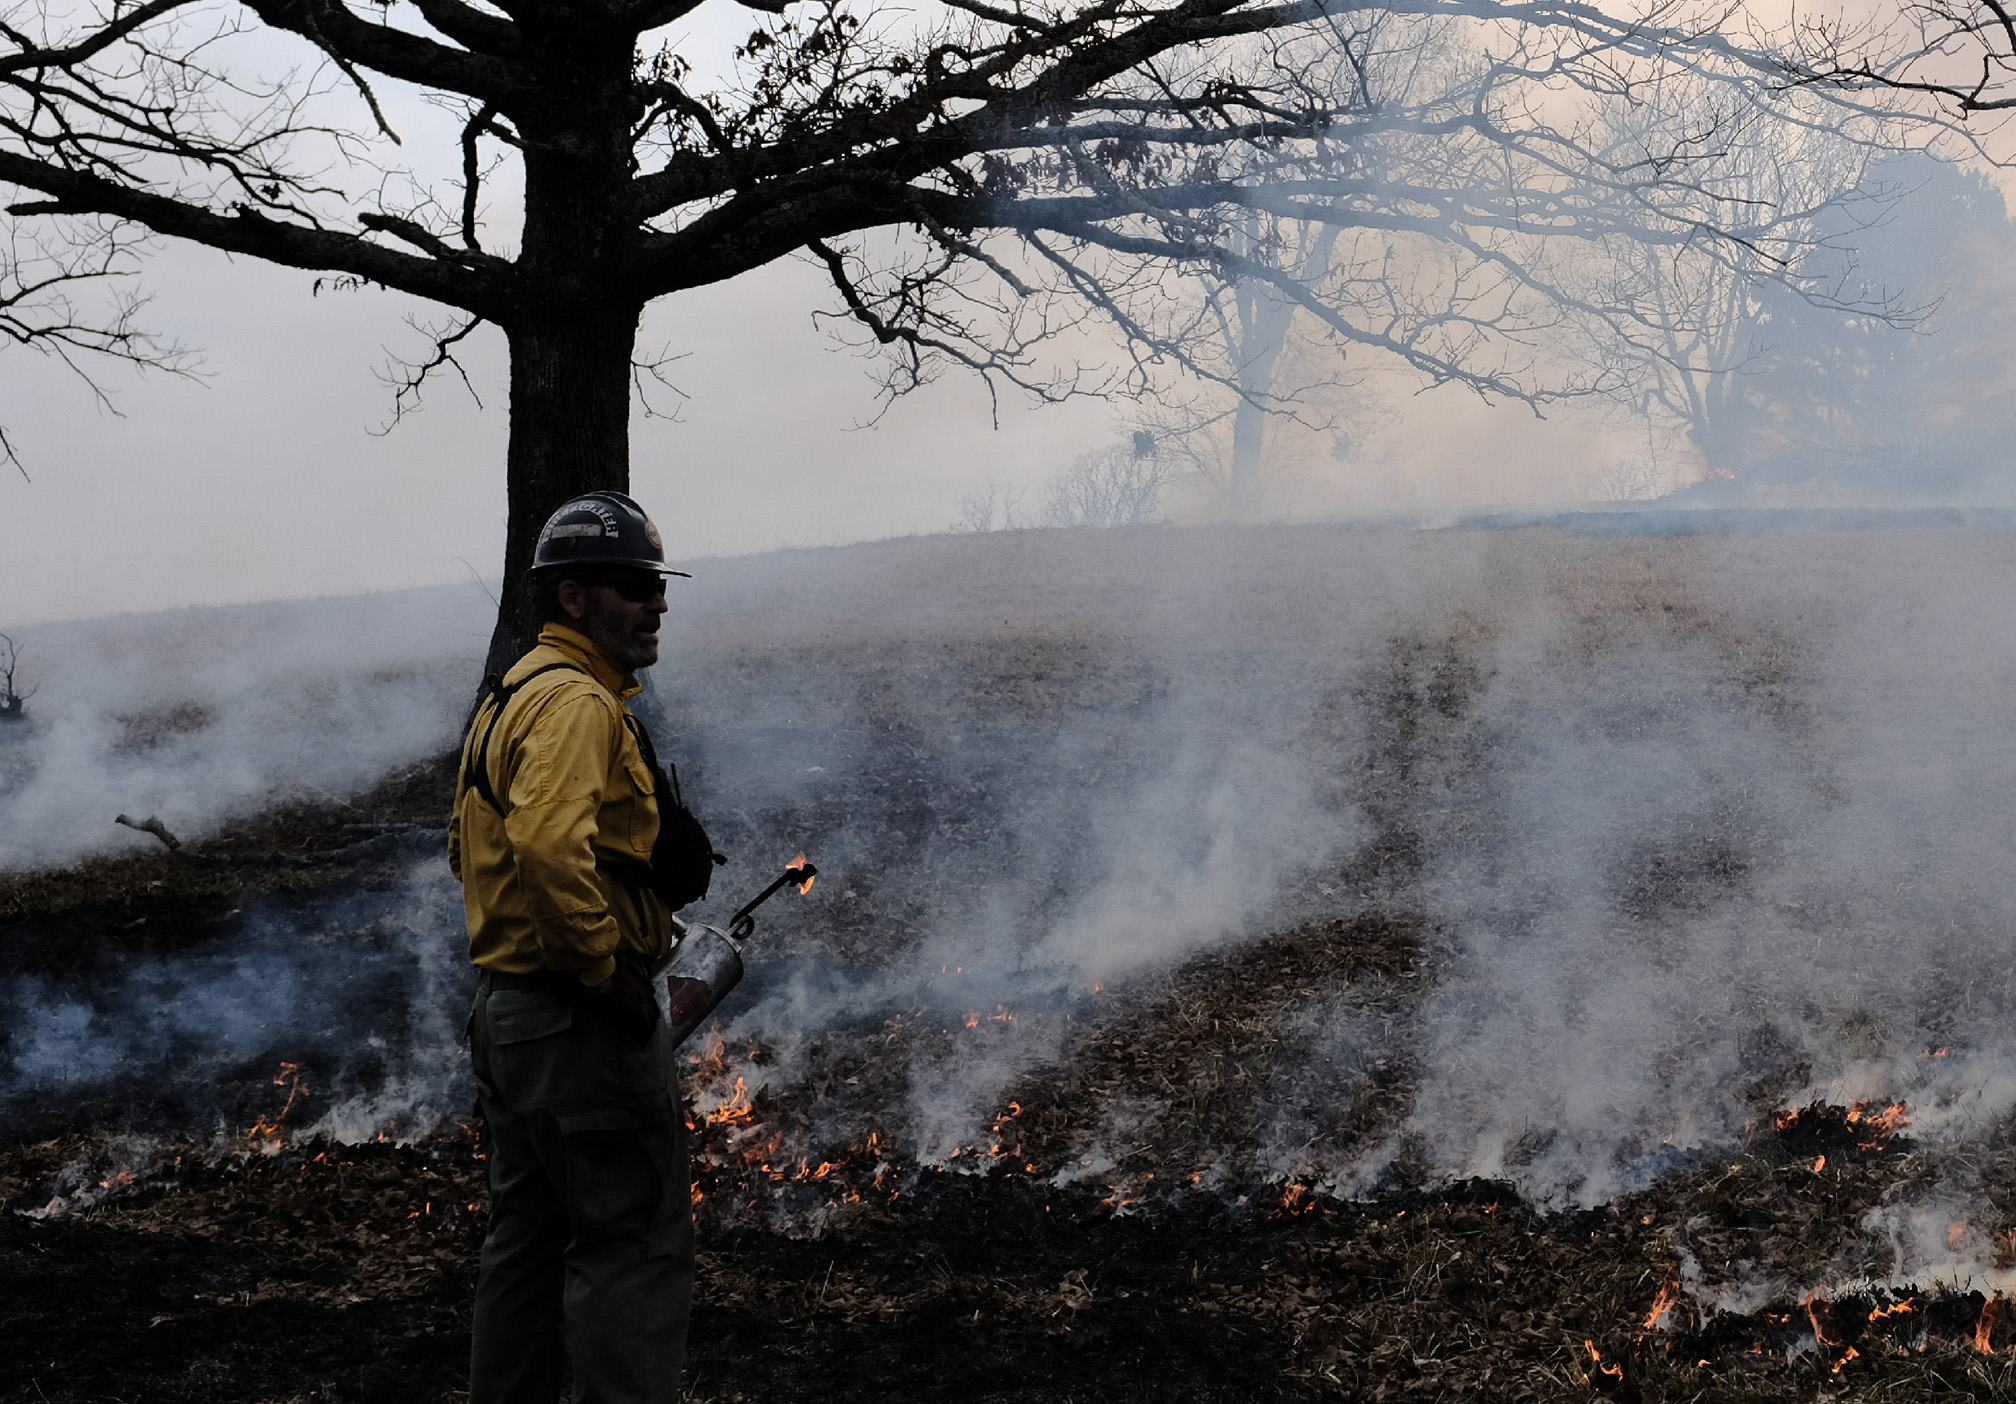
[{"x1": 448, "y1": 623, "x2": 676, "y2": 987}]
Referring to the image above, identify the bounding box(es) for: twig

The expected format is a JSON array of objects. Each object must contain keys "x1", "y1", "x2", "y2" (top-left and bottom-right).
[{"x1": 114, "y1": 813, "x2": 182, "y2": 851}]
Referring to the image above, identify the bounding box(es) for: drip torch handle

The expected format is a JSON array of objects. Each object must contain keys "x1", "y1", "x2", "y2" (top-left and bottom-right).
[
  {"x1": 726, "y1": 861, "x2": 818, "y2": 934},
  {"x1": 649, "y1": 915, "x2": 691, "y2": 978}
]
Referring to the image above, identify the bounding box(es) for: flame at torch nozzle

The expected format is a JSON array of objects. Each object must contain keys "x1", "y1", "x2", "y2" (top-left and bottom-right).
[{"x1": 728, "y1": 855, "x2": 820, "y2": 936}]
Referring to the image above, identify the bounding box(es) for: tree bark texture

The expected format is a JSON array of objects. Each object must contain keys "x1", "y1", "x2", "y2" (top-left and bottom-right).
[
  {"x1": 484, "y1": 309, "x2": 643, "y2": 677},
  {"x1": 481, "y1": 28, "x2": 646, "y2": 677}
]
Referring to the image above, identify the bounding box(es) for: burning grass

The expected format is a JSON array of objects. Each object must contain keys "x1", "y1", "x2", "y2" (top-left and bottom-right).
[{"x1": 20, "y1": 1113, "x2": 2016, "y2": 1402}]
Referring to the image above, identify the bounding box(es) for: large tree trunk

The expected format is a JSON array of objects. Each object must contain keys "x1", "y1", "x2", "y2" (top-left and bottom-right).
[
  {"x1": 1225, "y1": 224, "x2": 1339, "y2": 515},
  {"x1": 479, "y1": 27, "x2": 644, "y2": 678},
  {"x1": 1227, "y1": 294, "x2": 1294, "y2": 515},
  {"x1": 483, "y1": 307, "x2": 642, "y2": 676}
]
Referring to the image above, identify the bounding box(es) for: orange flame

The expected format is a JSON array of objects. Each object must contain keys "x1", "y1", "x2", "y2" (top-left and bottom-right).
[
  {"x1": 1774, "y1": 1098, "x2": 1911, "y2": 1147},
  {"x1": 245, "y1": 1061, "x2": 312, "y2": 1142},
  {"x1": 1978, "y1": 1295, "x2": 2010, "y2": 1353},
  {"x1": 697, "y1": 1076, "x2": 755, "y2": 1128},
  {"x1": 1846, "y1": 1099, "x2": 1910, "y2": 1138},
  {"x1": 1643, "y1": 1281, "x2": 1679, "y2": 1333},
  {"x1": 1583, "y1": 1340, "x2": 1624, "y2": 1380},
  {"x1": 1869, "y1": 1297, "x2": 1918, "y2": 1321},
  {"x1": 686, "y1": 1030, "x2": 729, "y2": 1077},
  {"x1": 1802, "y1": 1290, "x2": 1836, "y2": 1347},
  {"x1": 787, "y1": 851, "x2": 814, "y2": 894}
]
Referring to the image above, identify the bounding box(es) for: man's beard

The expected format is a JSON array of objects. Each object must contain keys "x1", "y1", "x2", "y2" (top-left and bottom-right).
[{"x1": 581, "y1": 596, "x2": 658, "y2": 673}]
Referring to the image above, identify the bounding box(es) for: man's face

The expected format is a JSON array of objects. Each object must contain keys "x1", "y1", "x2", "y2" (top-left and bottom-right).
[{"x1": 561, "y1": 572, "x2": 668, "y2": 672}]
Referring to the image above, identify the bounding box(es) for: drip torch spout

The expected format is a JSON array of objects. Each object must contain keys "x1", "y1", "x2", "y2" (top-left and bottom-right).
[{"x1": 727, "y1": 859, "x2": 818, "y2": 938}]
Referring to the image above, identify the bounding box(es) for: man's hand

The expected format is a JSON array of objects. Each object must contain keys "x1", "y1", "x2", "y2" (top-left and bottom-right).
[{"x1": 588, "y1": 964, "x2": 661, "y2": 1048}]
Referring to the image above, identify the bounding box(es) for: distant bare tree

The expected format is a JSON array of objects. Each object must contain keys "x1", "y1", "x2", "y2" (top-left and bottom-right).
[
  {"x1": 954, "y1": 481, "x2": 1028, "y2": 533},
  {"x1": 1066, "y1": 17, "x2": 1930, "y2": 517},
  {"x1": 0, "y1": 633, "x2": 33, "y2": 722},
  {"x1": 1558, "y1": 89, "x2": 1919, "y2": 486},
  {"x1": 1593, "y1": 138, "x2": 2016, "y2": 496},
  {"x1": 1044, "y1": 438, "x2": 1180, "y2": 527},
  {"x1": 1120, "y1": 209, "x2": 1353, "y2": 513},
  {"x1": 1587, "y1": 449, "x2": 1686, "y2": 503}
]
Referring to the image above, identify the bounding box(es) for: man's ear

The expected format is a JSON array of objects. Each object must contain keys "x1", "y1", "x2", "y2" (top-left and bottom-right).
[{"x1": 555, "y1": 578, "x2": 590, "y2": 623}]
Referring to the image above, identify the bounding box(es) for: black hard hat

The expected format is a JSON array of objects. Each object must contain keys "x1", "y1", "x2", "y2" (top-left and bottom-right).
[{"x1": 530, "y1": 491, "x2": 690, "y2": 578}]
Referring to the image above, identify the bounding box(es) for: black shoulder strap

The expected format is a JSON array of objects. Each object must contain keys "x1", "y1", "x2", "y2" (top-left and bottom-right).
[
  {"x1": 621, "y1": 711, "x2": 685, "y2": 809},
  {"x1": 459, "y1": 663, "x2": 580, "y2": 815}
]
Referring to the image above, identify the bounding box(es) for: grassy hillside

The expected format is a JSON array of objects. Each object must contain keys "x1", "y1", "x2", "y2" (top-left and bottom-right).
[{"x1": 10, "y1": 521, "x2": 2016, "y2": 1401}]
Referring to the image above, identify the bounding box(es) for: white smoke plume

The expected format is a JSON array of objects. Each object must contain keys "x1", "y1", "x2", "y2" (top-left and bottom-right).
[
  {"x1": 1355, "y1": 530, "x2": 2016, "y2": 1210},
  {"x1": 0, "y1": 854, "x2": 471, "y2": 1144},
  {"x1": 0, "y1": 585, "x2": 491, "y2": 869}
]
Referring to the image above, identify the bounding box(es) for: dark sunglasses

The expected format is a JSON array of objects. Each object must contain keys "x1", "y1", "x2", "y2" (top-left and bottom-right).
[{"x1": 593, "y1": 572, "x2": 667, "y2": 603}]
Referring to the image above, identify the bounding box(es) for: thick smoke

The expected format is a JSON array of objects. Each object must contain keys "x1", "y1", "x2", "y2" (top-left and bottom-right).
[
  {"x1": 0, "y1": 851, "x2": 471, "y2": 1146},
  {"x1": 657, "y1": 525, "x2": 2016, "y2": 1242},
  {"x1": 3, "y1": 531, "x2": 1385, "y2": 1163},
  {"x1": 15, "y1": 522, "x2": 2016, "y2": 1299},
  {"x1": 0, "y1": 584, "x2": 490, "y2": 869},
  {"x1": 638, "y1": 530, "x2": 1395, "y2": 1167},
  {"x1": 1350, "y1": 531, "x2": 2016, "y2": 1217}
]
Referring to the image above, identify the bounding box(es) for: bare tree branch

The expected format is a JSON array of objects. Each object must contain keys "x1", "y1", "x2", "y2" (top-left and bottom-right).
[
  {"x1": 631, "y1": 343, "x2": 690, "y2": 420},
  {"x1": 809, "y1": 236, "x2": 1080, "y2": 420},
  {"x1": 461, "y1": 101, "x2": 496, "y2": 252},
  {"x1": 373, "y1": 314, "x2": 486, "y2": 433}
]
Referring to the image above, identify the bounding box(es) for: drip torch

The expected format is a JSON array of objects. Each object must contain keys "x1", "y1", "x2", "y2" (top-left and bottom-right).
[{"x1": 655, "y1": 854, "x2": 816, "y2": 1048}]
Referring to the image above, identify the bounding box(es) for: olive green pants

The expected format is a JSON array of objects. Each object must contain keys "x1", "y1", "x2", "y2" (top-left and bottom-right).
[{"x1": 468, "y1": 975, "x2": 694, "y2": 1404}]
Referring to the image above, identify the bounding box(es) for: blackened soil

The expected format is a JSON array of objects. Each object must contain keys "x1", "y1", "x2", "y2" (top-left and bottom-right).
[
  {"x1": 17, "y1": 1124, "x2": 2016, "y2": 1401},
  {"x1": 697, "y1": 1177, "x2": 1308, "y2": 1404},
  {"x1": 2, "y1": 1215, "x2": 471, "y2": 1403},
  {"x1": 0, "y1": 1145, "x2": 1310, "y2": 1404}
]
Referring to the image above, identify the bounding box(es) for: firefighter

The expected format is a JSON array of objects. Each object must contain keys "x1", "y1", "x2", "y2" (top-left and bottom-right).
[{"x1": 452, "y1": 490, "x2": 720, "y2": 1404}]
